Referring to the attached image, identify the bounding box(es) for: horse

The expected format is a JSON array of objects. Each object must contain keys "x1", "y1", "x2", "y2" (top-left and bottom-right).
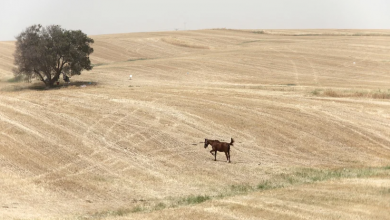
[{"x1": 204, "y1": 138, "x2": 234, "y2": 163}]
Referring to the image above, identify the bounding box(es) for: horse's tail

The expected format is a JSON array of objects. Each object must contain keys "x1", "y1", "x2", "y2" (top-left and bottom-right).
[{"x1": 230, "y1": 138, "x2": 234, "y2": 146}]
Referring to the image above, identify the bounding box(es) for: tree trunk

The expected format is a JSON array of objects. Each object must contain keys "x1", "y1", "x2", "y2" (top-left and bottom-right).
[
  {"x1": 45, "y1": 72, "x2": 61, "y2": 87},
  {"x1": 50, "y1": 75, "x2": 59, "y2": 87}
]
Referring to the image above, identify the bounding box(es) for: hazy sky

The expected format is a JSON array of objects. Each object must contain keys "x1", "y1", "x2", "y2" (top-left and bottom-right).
[{"x1": 1, "y1": 0, "x2": 389, "y2": 41}]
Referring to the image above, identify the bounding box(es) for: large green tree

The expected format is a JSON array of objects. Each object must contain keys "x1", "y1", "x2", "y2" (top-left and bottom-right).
[{"x1": 13, "y1": 24, "x2": 94, "y2": 87}]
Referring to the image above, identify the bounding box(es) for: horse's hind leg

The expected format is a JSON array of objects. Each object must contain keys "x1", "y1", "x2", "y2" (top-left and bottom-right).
[{"x1": 226, "y1": 150, "x2": 231, "y2": 163}]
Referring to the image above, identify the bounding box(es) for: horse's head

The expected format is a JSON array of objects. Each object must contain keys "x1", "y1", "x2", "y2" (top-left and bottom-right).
[{"x1": 204, "y1": 139, "x2": 209, "y2": 148}]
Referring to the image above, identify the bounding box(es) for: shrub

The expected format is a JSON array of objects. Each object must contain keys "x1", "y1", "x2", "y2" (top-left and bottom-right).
[{"x1": 178, "y1": 195, "x2": 211, "y2": 205}]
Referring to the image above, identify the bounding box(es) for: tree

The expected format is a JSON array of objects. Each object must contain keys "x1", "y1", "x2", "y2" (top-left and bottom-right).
[{"x1": 13, "y1": 24, "x2": 94, "y2": 87}]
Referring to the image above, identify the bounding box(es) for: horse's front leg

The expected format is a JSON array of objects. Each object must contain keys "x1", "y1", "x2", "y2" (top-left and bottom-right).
[
  {"x1": 214, "y1": 151, "x2": 217, "y2": 161},
  {"x1": 210, "y1": 150, "x2": 214, "y2": 156}
]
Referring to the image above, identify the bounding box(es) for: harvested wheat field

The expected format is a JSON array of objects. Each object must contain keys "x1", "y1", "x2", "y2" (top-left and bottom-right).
[{"x1": 0, "y1": 29, "x2": 390, "y2": 219}]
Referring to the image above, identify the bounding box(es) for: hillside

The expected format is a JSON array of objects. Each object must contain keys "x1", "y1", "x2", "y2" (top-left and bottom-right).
[{"x1": 0, "y1": 29, "x2": 390, "y2": 219}]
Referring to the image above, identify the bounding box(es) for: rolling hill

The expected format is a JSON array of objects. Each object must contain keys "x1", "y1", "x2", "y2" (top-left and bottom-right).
[{"x1": 0, "y1": 29, "x2": 390, "y2": 219}]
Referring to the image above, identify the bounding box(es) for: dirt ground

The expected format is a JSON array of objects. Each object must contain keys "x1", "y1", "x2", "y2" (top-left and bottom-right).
[{"x1": 0, "y1": 29, "x2": 390, "y2": 219}]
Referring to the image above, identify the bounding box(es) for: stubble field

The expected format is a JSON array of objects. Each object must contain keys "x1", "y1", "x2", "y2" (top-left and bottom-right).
[{"x1": 0, "y1": 29, "x2": 390, "y2": 219}]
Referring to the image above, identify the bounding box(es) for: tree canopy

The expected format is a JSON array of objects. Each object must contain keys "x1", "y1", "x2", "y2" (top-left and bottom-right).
[{"x1": 13, "y1": 24, "x2": 94, "y2": 87}]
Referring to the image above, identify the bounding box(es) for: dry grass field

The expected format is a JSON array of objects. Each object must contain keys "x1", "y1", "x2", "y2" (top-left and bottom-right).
[{"x1": 0, "y1": 29, "x2": 390, "y2": 219}]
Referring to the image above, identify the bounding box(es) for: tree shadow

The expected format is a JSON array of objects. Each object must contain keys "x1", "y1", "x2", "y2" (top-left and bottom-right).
[
  {"x1": 66, "y1": 81, "x2": 98, "y2": 87},
  {"x1": 1, "y1": 81, "x2": 99, "y2": 92}
]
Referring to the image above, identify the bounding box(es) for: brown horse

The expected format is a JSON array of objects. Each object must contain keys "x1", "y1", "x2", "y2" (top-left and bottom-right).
[{"x1": 204, "y1": 138, "x2": 234, "y2": 163}]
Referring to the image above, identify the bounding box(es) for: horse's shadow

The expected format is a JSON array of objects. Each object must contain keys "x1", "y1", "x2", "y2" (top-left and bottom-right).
[{"x1": 206, "y1": 159, "x2": 250, "y2": 164}]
